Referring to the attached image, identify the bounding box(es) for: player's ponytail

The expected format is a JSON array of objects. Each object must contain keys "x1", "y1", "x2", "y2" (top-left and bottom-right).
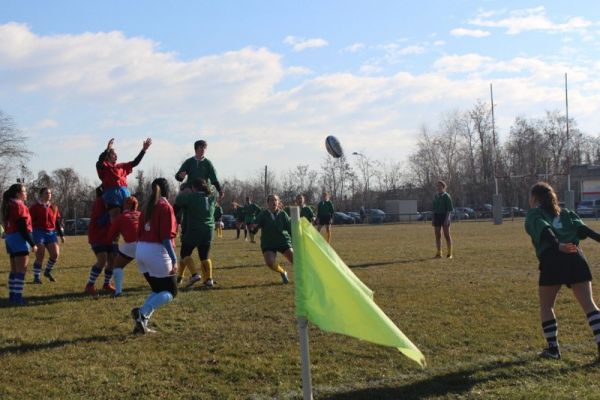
[
  {"x1": 1, "y1": 184, "x2": 24, "y2": 223},
  {"x1": 145, "y1": 178, "x2": 169, "y2": 223},
  {"x1": 531, "y1": 182, "x2": 560, "y2": 216}
]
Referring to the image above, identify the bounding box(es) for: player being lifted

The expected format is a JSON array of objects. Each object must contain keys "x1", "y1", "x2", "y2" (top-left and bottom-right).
[{"x1": 175, "y1": 139, "x2": 224, "y2": 200}]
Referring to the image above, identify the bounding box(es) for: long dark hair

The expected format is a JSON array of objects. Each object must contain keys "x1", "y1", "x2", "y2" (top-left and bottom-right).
[
  {"x1": 144, "y1": 178, "x2": 170, "y2": 223},
  {"x1": 191, "y1": 177, "x2": 209, "y2": 193},
  {"x1": 531, "y1": 182, "x2": 560, "y2": 216},
  {"x1": 2, "y1": 183, "x2": 24, "y2": 222}
]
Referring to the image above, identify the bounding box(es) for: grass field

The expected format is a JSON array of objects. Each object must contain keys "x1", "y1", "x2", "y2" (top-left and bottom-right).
[{"x1": 1, "y1": 220, "x2": 600, "y2": 399}]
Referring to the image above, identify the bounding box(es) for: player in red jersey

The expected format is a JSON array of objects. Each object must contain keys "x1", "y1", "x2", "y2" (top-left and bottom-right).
[
  {"x1": 131, "y1": 178, "x2": 178, "y2": 334},
  {"x1": 107, "y1": 196, "x2": 141, "y2": 297},
  {"x1": 29, "y1": 187, "x2": 65, "y2": 284},
  {"x1": 84, "y1": 186, "x2": 116, "y2": 297},
  {"x1": 2, "y1": 183, "x2": 37, "y2": 305},
  {"x1": 96, "y1": 137, "x2": 152, "y2": 221}
]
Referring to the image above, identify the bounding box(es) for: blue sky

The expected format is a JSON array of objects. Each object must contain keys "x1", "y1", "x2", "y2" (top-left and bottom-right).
[{"x1": 2, "y1": 1, "x2": 600, "y2": 184}]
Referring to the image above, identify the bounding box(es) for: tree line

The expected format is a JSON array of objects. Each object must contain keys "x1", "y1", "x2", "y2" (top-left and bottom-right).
[{"x1": 2, "y1": 103, "x2": 600, "y2": 219}]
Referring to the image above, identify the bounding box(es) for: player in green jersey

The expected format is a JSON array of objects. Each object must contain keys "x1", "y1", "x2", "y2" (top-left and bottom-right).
[
  {"x1": 316, "y1": 192, "x2": 334, "y2": 243},
  {"x1": 432, "y1": 181, "x2": 454, "y2": 258},
  {"x1": 175, "y1": 178, "x2": 217, "y2": 288},
  {"x1": 525, "y1": 182, "x2": 600, "y2": 361},
  {"x1": 214, "y1": 203, "x2": 223, "y2": 239},
  {"x1": 249, "y1": 194, "x2": 292, "y2": 284},
  {"x1": 232, "y1": 202, "x2": 247, "y2": 240},
  {"x1": 175, "y1": 140, "x2": 224, "y2": 200},
  {"x1": 295, "y1": 194, "x2": 314, "y2": 224},
  {"x1": 243, "y1": 196, "x2": 261, "y2": 243}
]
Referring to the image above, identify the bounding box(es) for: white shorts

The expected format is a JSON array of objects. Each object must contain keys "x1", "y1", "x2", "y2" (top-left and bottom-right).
[
  {"x1": 135, "y1": 242, "x2": 173, "y2": 278},
  {"x1": 119, "y1": 241, "x2": 137, "y2": 259}
]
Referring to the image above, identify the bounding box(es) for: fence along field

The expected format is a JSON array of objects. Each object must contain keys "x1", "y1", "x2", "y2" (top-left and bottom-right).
[{"x1": 1, "y1": 221, "x2": 600, "y2": 399}]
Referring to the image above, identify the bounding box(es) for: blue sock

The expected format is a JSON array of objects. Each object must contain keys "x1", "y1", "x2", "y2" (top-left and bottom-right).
[
  {"x1": 87, "y1": 265, "x2": 102, "y2": 285},
  {"x1": 14, "y1": 272, "x2": 25, "y2": 302},
  {"x1": 8, "y1": 272, "x2": 15, "y2": 301},
  {"x1": 113, "y1": 268, "x2": 124, "y2": 294},
  {"x1": 103, "y1": 269, "x2": 113, "y2": 286},
  {"x1": 33, "y1": 262, "x2": 42, "y2": 280},
  {"x1": 140, "y1": 291, "x2": 173, "y2": 318}
]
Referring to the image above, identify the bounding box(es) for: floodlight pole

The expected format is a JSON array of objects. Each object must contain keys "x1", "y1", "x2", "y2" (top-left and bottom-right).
[{"x1": 291, "y1": 206, "x2": 314, "y2": 400}]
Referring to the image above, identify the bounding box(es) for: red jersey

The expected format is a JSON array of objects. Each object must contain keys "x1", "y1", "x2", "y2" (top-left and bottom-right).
[
  {"x1": 97, "y1": 161, "x2": 133, "y2": 188},
  {"x1": 29, "y1": 202, "x2": 61, "y2": 231},
  {"x1": 4, "y1": 200, "x2": 32, "y2": 234},
  {"x1": 88, "y1": 197, "x2": 111, "y2": 245},
  {"x1": 108, "y1": 210, "x2": 141, "y2": 243},
  {"x1": 138, "y1": 198, "x2": 176, "y2": 244}
]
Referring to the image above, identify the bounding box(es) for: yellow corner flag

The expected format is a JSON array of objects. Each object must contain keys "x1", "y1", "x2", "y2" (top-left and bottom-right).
[{"x1": 292, "y1": 216, "x2": 426, "y2": 368}]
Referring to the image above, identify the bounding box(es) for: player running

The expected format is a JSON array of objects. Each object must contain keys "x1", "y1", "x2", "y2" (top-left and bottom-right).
[
  {"x1": 29, "y1": 187, "x2": 65, "y2": 283},
  {"x1": 243, "y1": 196, "x2": 261, "y2": 243},
  {"x1": 249, "y1": 194, "x2": 292, "y2": 284}
]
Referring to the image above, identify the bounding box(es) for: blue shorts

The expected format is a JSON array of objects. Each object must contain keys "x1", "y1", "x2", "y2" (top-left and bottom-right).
[
  {"x1": 33, "y1": 229, "x2": 58, "y2": 245},
  {"x1": 91, "y1": 243, "x2": 119, "y2": 255},
  {"x1": 102, "y1": 186, "x2": 131, "y2": 209},
  {"x1": 5, "y1": 232, "x2": 31, "y2": 256}
]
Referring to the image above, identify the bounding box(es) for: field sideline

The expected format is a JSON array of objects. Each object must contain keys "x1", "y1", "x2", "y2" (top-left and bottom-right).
[{"x1": 1, "y1": 220, "x2": 600, "y2": 399}]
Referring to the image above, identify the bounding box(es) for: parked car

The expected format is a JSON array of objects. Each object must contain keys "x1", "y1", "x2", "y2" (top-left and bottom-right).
[
  {"x1": 576, "y1": 200, "x2": 598, "y2": 218},
  {"x1": 469, "y1": 204, "x2": 492, "y2": 218},
  {"x1": 454, "y1": 207, "x2": 476, "y2": 219},
  {"x1": 418, "y1": 211, "x2": 432, "y2": 221},
  {"x1": 365, "y1": 208, "x2": 386, "y2": 224},
  {"x1": 64, "y1": 218, "x2": 90, "y2": 235},
  {"x1": 221, "y1": 214, "x2": 236, "y2": 229},
  {"x1": 451, "y1": 210, "x2": 470, "y2": 220},
  {"x1": 346, "y1": 211, "x2": 362, "y2": 224},
  {"x1": 509, "y1": 207, "x2": 527, "y2": 217},
  {"x1": 333, "y1": 211, "x2": 355, "y2": 224}
]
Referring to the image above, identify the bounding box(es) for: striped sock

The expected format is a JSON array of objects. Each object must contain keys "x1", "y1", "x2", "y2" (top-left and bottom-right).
[
  {"x1": 87, "y1": 265, "x2": 102, "y2": 285},
  {"x1": 13, "y1": 272, "x2": 25, "y2": 302},
  {"x1": 33, "y1": 262, "x2": 42, "y2": 280},
  {"x1": 103, "y1": 269, "x2": 114, "y2": 286},
  {"x1": 8, "y1": 272, "x2": 15, "y2": 301},
  {"x1": 542, "y1": 319, "x2": 559, "y2": 349},
  {"x1": 45, "y1": 258, "x2": 57, "y2": 273},
  {"x1": 587, "y1": 310, "x2": 600, "y2": 346}
]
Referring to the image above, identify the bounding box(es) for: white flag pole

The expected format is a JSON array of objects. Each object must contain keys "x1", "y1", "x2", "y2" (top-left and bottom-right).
[{"x1": 290, "y1": 206, "x2": 313, "y2": 400}]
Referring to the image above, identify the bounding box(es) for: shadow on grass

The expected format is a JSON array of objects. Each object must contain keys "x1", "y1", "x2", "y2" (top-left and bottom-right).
[
  {"x1": 0, "y1": 285, "x2": 149, "y2": 308},
  {"x1": 348, "y1": 258, "x2": 434, "y2": 269},
  {"x1": 0, "y1": 333, "x2": 128, "y2": 356},
  {"x1": 322, "y1": 358, "x2": 597, "y2": 400}
]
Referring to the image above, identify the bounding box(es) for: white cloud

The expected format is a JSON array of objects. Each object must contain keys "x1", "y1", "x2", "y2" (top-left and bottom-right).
[
  {"x1": 342, "y1": 43, "x2": 365, "y2": 53},
  {"x1": 283, "y1": 35, "x2": 328, "y2": 52},
  {"x1": 433, "y1": 54, "x2": 494, "y2": 73},
  {"x1": 450, "y1": 28, "x2": 490, "y2": 38},
  {"x1": 470, "y1": 6, "x2": 592, "y2": 35},
  {"x1": 433, "y1": 40, "x2": 445, "y2": 46},
  {"x1": 287, "y1": 66, "x2": 313, "y2": 75}
]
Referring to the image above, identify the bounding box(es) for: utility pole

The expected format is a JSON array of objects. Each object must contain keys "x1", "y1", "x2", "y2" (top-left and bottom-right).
[{"x1": 490, "y1": 83, "x2": 502, "y2": 225}]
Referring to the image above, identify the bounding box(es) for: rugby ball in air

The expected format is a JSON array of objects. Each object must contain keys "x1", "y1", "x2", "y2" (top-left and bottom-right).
[{"x1": 325, "y1": 135, "x2": 343, "y2": 158}]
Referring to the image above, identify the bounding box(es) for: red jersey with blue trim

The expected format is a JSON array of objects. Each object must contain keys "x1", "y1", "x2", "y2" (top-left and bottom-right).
[
  {"x1": 88, "y1": 197, "x2": 111, "y2": 245},
  {"x1": 108, "y1": 210, "x2": 141, "y2": 243},
  {"x1": 4, "y1": 200, "x2": 32, "y2": 234},
  {"x1": 138, "y1": 198, "x2": 176, "y2": 244},
  {"x1": 29, "y1": 202, "x2": 61, "y2": 231},
  {"x1": 97, "y1": 161, "x2": 133, "y2": 188}
]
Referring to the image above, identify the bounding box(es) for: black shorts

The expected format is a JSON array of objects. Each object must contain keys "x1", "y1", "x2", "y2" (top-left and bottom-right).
[
  {"x1": 538, "y1": 248, "x2": 593, "y2": 286},
  {"x1": 180, "y1": 243, "x2": 211, "y2": 260},
  {"x1": 318, "y1": 215, "x2": 332, "y2": 225},
  {"x1": 432, "y1": 213, "x2": 450, "y2": 227},
  {"x1": 262, "y1": 246, "x2": 291, "y2": 255}
]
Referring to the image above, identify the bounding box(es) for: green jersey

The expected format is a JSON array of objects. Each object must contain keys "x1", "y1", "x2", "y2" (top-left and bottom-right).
[
  {"x1": 254, "y1": 209, "x2": 292, "y2": 250},
  {"x1": 525, "y1": 207, "x2": 585, "y2": 259},
  {"x1": 317, "y1": 200, "x2": 334, "y2": 217},
  {"x1": 175, "y1": 191, "x2": 216, "y2": 246},
  {"x1": 176, "y1": 157, "x2": 220, "y2": 191},
  {"x1": 243, "y1": 202, "x2": 261, "y2": 224},
  {"x1": 233, "y1": 206, "x2": 244, "y2": 221},
  {"x1": 284, "y1": 206, "x2": 314, "y2": 222},
  {"x1": 433, "y1": 192, "x2": 453, "y2": 214}
]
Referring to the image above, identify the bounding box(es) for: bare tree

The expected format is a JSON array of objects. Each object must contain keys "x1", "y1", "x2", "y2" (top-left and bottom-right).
[{"x1": 0, "y1": 110, "x2": 31, "y2": 191}]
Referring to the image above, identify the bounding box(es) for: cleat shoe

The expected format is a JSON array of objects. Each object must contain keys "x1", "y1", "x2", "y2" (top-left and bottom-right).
[
  {"x1": 44, "y1": 270, "x2": 56, "y2": 282},
  {"x1": 204, "y1": 278, "x2": 214, "y2": 288},
  {"x1": 539, "y1": 347, "x2": 561, "y2": 360},
  {"x1": 185, "y1": 274, "x2": 202, "y2": 289},
  {"x1": 176, "y1": 276, "x2": 183, "y2": 284},
  {"x1": 281, "y1": 271, "x2": 289, "y2": 284},
  {"x1": 434, "y1": 252, "x2": 442, "y2": 259},
  {"x1": 131, "y1": 308, "x2": 148, "y2": 335},
  {"x1": 102, "y1": 283, "x2": 116, "y2": 294},
  {"x1": 447, "y1": 254, "x2": 453, "y2": 259},
  {"x1": 85, "y1": 284, "x2": 99, "y2": 298},
  {"x1": 112, "y1": 292, "x2": 122, "y2": 298},
  {"x1": 32, "y1": 277, "x2": 42, "y2": 284}
]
